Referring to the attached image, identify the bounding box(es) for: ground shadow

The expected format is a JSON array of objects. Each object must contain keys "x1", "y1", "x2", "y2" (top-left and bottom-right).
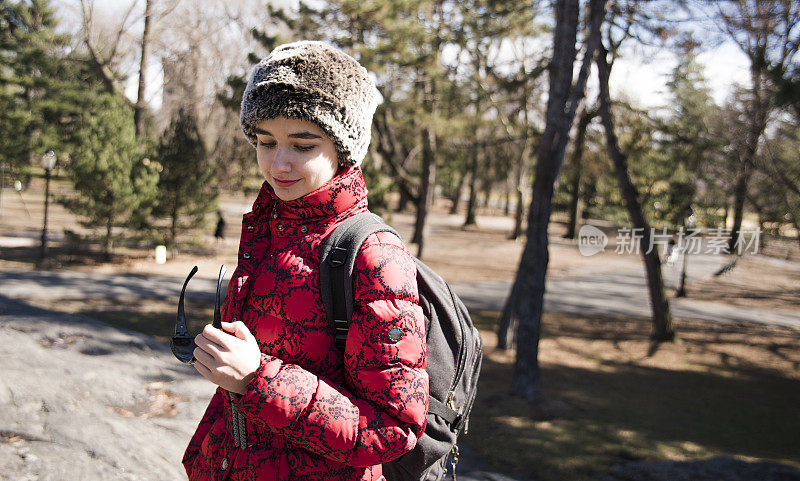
[{"x1": 465, "y1": 310, "x2": 800, "y2": 481}]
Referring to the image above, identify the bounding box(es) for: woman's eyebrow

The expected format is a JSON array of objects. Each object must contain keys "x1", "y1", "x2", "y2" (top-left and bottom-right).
[
  {"x1": 252, "y1": 128, "x2": 322, "y2": 140},
  {"x1": 288, "y1": 131, "x2": 323, "y2": 140}
]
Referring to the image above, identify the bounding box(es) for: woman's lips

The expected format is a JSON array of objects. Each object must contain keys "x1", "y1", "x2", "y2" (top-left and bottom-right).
[{"x1": 273, "y1": 178, "x2": 300, "y2": 187}]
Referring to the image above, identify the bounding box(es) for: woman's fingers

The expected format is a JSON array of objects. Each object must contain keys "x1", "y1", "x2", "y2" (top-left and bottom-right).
[
  {"x1": 195, "y1": 331, "x2": 225, "y2": 359},
  {"x1": 221, "y1": 321, "x2": 255, "y2": 342},
  {"x1": 193, "y1": 355, "x2": 213, "y2": 379},
  {"x1": 201, "y1": 324, "x2": 231, "y2": 348},
  {"x1": 193, "y1": 345, "x2": 218, "y2": 369},
  {"x1": 193, "y1": 322, "x2": 260, "y2": 394}
]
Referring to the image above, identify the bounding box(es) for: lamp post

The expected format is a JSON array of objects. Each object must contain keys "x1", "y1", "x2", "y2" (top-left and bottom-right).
[
  {"x1": 39, "y1": 149, "x2": 56, "y2": 262},
  {"x1": 676, "y1": 212, "x2": 696, "y2": 298}
]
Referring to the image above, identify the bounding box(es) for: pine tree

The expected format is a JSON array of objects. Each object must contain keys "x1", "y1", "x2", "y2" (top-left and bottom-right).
[
  {"x1": 661, "y1": 49, "x2": 718, "y2": 227},
  {"x1": 154, "y1": 108, "x2": 217, "y2": 255},
  {"x1": 0, "y1": 0, "x2": 74, "y2": 179},
  {"x1": 60, "y1": 94, "x2": 159, "y2": 260}
]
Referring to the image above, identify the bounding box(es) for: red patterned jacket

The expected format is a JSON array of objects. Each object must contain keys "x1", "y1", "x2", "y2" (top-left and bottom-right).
[{"x1": 182, "y1": 166, "x2": 428, "y2": 481}]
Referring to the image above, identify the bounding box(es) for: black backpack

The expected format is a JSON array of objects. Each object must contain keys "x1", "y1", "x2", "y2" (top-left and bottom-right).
[{"x1": 320, "y1": 212, "x2": 483, "y2": 481}]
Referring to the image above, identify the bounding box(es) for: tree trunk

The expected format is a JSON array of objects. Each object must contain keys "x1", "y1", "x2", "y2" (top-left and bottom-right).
[
  {"x1": 411, "y1": 5, "x2": 443, "y2": 258},
  {"x1": 498, "y1": 0, "x2": 606, "y2": 401},
  {"x1": 564, "y1": 108, "x2": 594, "y2": 239},
  {"x1": 449, "y1": 167, "x2": 466, "y2": 215},
  {"x1": 511, "y1": 188, "x2": 525, "y2": 240},
  {"x1": 728, "y1": 165, "x2": 751, "y2": 253},
  {"x1": 374, "y1": 111, "x2": 421, "y2": 210},
  {"x1": 510, "y1": 64, "x2": 533, "y2": 242},
  {"x1": 795, "y1": 221, "x2": 800, "y2": 250},
  {"x1": 397, "y1": 189, "x2": 411, "y2": 212},
  {"x1": 728, "y1": 67, "x2": 768, "y2": 253},
  {"x1": 497, "y1": 269, "x2": 520, "y2": 349},
  {"x1": 412, "y1": 70, "x2": 439, "y2": 258},
  {"x1": 480, "y1": 181, "x2": 491, "y2": 209},
  {"x1": 596, "y1": 44, "x2": 674, "y2": 341},
  {"x1": 104, "y1": 218, "x2": 113, "y2": 262},
  {"x1": 464, "y1": 146, "x2": 479, "y2": 226},
  {"x1": 134, "y1": 0, "x2": 152, "y2": 137},
  {"x1": 510, "y1": 145, "x2": 530, "y2": 241},
  {"x1": 722, "y1": 201, "x2": 729, "y2": 228},
  {"x1": 412, "y1": 124, "x2": 436, "y2": 259},
  {"x1": 170, "y1": 207, "x2": 178, "y2": 259}
]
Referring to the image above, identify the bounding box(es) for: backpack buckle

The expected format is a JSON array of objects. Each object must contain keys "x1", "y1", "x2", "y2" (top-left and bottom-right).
[{"x1": 328, "y1": 247, "x2": 348, "y2": 267}]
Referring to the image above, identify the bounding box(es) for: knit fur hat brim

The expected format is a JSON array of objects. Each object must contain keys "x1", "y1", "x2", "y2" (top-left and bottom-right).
[{"x1": 240, "y1": 41, "x2": 380, "y2": 166}]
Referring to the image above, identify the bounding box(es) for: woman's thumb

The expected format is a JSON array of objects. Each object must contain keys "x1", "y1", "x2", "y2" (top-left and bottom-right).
[{"x1": 232, "y1": 321, "x2": 254, "y2": 342}]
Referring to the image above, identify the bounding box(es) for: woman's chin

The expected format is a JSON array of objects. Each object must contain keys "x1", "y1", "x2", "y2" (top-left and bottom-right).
[
  {"x1": 269, "y1": 181, "x2": 303, "y2": 200},
  {"x1": 274, "y1": 190, "x2": 301, "y2": 201}
]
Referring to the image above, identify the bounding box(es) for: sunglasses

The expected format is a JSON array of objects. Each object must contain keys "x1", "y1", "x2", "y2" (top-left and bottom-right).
[{"x1": 171, "y1": 264, "x2": 227, "y2": 364}]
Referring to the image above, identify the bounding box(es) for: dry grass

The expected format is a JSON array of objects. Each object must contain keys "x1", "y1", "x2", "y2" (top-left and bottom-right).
[
  {"x1": 687, "y1": 256, "x2": 800, "y2": 313},
  {"x1": 466, "y1": 309, "x2": 800, "y2": 480}
]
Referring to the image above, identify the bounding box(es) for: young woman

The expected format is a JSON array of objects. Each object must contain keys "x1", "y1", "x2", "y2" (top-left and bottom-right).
[{"x1": 182, "y1": 41, "x2": 428, "y2": 481}]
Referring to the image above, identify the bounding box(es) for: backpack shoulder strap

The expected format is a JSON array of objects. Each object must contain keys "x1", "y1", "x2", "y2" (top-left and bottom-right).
[{"x1": 320, "y1": 212, "x2": 399, "y2": 351}]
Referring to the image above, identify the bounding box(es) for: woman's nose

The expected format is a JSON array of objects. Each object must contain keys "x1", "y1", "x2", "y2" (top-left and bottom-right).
[{"x1": 272, "y1": 147, "x2": 292, "y2": 172}]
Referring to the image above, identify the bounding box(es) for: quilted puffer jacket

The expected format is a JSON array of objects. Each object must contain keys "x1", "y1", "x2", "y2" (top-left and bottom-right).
[{"x1": 182, "y1": 166, "x2": 428, "y2": 481}]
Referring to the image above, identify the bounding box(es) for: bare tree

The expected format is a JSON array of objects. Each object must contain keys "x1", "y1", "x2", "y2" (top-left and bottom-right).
[
  {"x1": 133, "y1": 0, "x2": 152, "y2": 137},
  {"x1": 78, "y1": 0, "x2": 179, "y2": 137},
  {"x1": 596, "y1": 42, "x2": 675, "y2": 340},
  {"x1": 78, "y1": 0, "x2": 140, "y2": 103},
  {"x1": 563, "y1": 106, "x2": 597, "y2": 239},
  {"x1": 498, "y1": 0, "x2": 606, "y2": 401},
  {"x1": 700, "y1": 0, "x2": 800, "y2": 252}
]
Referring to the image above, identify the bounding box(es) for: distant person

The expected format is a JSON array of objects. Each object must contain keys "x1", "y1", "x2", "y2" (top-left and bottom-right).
[
  {"x1": 664, "y1": 237, "x2": 677, "y2": 265},
  {"x1": 213, "y1": 210, "x2": 225, "y2": 244},
  {"x1": 181, "y1": 41, "x2": 427, "y2": 481}
]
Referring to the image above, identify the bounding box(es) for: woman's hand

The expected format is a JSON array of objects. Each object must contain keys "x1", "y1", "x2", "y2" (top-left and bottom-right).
[{"x1": 193, "y1": 321, "x2": 261, "y2": 394}]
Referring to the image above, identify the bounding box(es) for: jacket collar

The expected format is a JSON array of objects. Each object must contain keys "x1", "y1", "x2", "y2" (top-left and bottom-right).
[{"x1": 249, "y1": 166, "x2": 368, "y2": 225}]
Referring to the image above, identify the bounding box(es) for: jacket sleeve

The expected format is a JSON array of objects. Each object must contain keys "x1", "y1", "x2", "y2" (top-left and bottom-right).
[
  {"x1": 182, "y1": 388, "x2": 225, "y2": 476},
  {"x1": 233, "y1": 231, "x2": 428, "y2": 466}
]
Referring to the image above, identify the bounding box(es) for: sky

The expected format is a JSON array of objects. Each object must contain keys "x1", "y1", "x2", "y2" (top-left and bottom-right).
[
  {"x1": 611, "y1": 41, "x2": 751, "y2": 109},
  {"x1": 57, "y1": 0, "x2": 754, "y2": 112}
]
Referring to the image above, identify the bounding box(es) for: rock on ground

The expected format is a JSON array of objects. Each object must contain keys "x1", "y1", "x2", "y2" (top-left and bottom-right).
[{"x1": 0, "y1": 295, "x2": 214, "y2": 481}]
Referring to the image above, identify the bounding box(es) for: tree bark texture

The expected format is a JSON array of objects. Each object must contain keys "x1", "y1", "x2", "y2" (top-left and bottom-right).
[{"x1": 596, "y1": 45, "x2": 674, "y2": 341}]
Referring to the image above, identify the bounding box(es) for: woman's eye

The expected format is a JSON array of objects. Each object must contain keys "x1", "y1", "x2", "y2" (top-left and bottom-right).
[
  {"x1": 294, "y1": 145, "x2": 315, "y2": 152},
  {"x1": 257, "y1": 139, "x2": 276, "y2": 148}
]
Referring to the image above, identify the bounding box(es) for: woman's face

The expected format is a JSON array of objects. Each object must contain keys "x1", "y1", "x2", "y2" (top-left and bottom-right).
[{"x1": 254, "y1": 117, "x2": 339, "y2": 201}]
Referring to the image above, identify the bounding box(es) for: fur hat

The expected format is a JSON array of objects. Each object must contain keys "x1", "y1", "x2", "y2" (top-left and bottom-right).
[{"x1": 240, "y1": 40, "x2": 380, "y2": 166}]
